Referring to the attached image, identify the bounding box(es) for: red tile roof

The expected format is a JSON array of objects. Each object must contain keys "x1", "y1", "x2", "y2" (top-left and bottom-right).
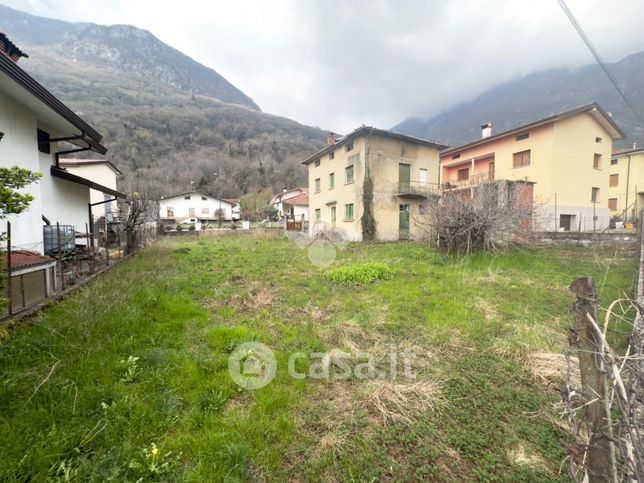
[
  {"x1": 4, "y1": 250, "x2": 54, "y2": 271},
  {"x1": 282, "y1": 193, "x2": 309, "y2": 206}
]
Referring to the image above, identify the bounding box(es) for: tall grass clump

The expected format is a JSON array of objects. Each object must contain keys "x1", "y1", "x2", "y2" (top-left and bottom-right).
[{"x1": 325, "y1": 262, "x2": 393, "y2": 285}]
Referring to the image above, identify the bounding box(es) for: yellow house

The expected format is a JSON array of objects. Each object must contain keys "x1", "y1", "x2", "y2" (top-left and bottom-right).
[
  {"x1": 607, "y1": 146, "x2": 644, "y2": 222},
  {"x1": 440, "y1": 103, "x2": 625, "y2": 232},
  {"x1": 303, "y1": 127, "x2": 446, "y2": 241}
]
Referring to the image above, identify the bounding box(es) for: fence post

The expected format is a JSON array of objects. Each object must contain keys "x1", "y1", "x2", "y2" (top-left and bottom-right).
[
  {"x1": 6, "y1": 221, "x2": 12, "y2": 318},
  {"x1": 570, "y1": 276, "x2": 614, "y2": 482}
]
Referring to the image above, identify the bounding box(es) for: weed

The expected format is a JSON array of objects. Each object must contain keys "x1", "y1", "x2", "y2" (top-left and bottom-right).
[{"x1": 325, "y1": 261, "x2": 394, "y2": 284}]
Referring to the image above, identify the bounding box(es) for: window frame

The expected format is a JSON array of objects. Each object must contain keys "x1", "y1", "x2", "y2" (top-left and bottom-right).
[
  {"x1": 329, "y1": 172, "x2": 335, "y2": 190},
  {"x1": 591, "y1": 187, "x2": 600, "y2": 203},
  {"x1": 344, "y1": 203, "x2": 354, "y2": 221},
  {"x1": 512, "y1": 150, "x2": 531, "y2": 168},
  {"x1": 608, "y1": 198, "x2": 618, "y2": 211},
  {"x1": 315, "y1": 208, "x2": 321, "y2": 222},
  {"x1": 609, "y1": 174, "x2": 619, "y2": 187},
  {"x1": 345, "y1": 165, "x2": 354, "y2": 184},
  {"x1": 593, "y1": 153, "x2": 602, "y2": 170},
  {"x1": 345, "y1": 141, "x2": 354, "y2": 152},
  {"x1": 314, "y1": 178, "x2": 321, "y2": 193}
]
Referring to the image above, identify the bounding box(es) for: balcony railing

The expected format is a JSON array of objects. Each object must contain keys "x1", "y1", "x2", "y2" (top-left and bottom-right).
[
  {"x1": 441, "y1": 172, "x2": 494, "y2": 191},
  {"x1": 395, "y1": 180, "x2": 441, "y2": 198}
]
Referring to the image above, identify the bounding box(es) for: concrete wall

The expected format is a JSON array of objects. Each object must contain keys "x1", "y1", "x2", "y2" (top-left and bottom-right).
[
  {"x1": 159, "y1": 192, "x2": 236, "y2": 222},
  {"x1": 308, "y1": 133, "x2": 441, "y2": 241}
]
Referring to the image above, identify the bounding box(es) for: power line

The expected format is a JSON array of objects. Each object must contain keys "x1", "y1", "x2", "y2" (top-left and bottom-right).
[{"x1": 557, "y1": 0, "x2": 644, "y2": 125}]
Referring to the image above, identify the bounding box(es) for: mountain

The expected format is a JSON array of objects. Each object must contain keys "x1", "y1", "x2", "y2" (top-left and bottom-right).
[
  {"x1": 393, "y1": 50, "x2": 644, "y2": 149},
  {"x1": 0, "y1": 4, "x2": 259, "y2": 110},
  {"x1": 0, "y1": 5, "x2": 327, "y2": 201}
]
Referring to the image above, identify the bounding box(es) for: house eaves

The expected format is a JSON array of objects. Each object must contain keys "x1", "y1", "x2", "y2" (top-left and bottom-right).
[{"x1": 51, "y1": 166, "x2": 125, "y2": 198}]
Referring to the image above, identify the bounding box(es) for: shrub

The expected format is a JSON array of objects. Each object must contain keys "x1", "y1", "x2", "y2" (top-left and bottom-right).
[{"x1": 325, "y1": 262, "x2": 393, "y2": 285}]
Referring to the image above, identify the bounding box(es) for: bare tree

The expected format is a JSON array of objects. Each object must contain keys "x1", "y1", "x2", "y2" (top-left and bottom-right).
[
  {"x1": 420, "y1": 180, "x2": 535, "y2": 254},
  {"x1": 120, "y1": 191, "x2": 158, "y2": 255}
]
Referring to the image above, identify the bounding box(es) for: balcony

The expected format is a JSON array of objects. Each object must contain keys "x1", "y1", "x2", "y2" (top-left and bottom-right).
[
  {"x1": 441, "y1": 172, "x2": 493, "y2": 191},
  {"x1": 395, "y1": 180, "x2": 441, "y2": 199}
]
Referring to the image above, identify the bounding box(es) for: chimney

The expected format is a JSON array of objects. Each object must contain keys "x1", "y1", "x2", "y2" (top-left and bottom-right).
[
  {"x1": 481, "y1": 122, "x2": 493, "y2": 139},
  {"x1": 634, "y1": 142, "x2": 638, "y2": 149},
  {"x1": 0, "y1": 33, "x2": 28, "y2": 63},
  {"x1": 282, "y1": 187, "x2": 287, "y2": 193},
  {"x1": 326, "y1": 132, "x2": 336, "y2": 146}
]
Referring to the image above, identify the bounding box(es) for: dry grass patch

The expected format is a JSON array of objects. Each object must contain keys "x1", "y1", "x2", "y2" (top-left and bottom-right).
[
  {"x1": 509, "y1": 443, "x2": 548, "y2": 469},
  {"x1": 365, "y1": 379, "x2": 444, "y2": 426},
  {"x1": 474, "y1": 297, "x2": 498, "y2": 321},
  {"x1": 527, "y1": 351, "x2": 580, "y2": 390}
]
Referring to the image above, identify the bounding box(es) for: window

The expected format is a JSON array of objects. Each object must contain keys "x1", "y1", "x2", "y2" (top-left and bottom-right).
[
  {"x1": 344, "y1": 203, "x2": 354, "y2": 221},
  {"x1": 189, "y1": 207, "x2": 196, "y2": 217},
  {"x1": 314, "y1": 159, "x2": 321, "y2": 167},
  {"x1": 513, "y1": 150, "x2": 531, "y2": 168},
  {"x1": 345, "y1": 165, "x2": 354, "y2": 184},
  {"x1": 591, "y1": 187, "x2": 600, "y2": 203},
  {"x1": 37, "y1": 129, "x2": 50, "y2": 154},
  {"x1": 516, "y1": 132, "x2": 529, "y2": 141},
  {"x1": 184, "y1": 195, "x2": 191, "y2": 200},
  {"x1": 488, "y1": 161, "x2": 495, "y2": 181},
  {"x1": 457, "y1": 167, "x2": 469, "y2": 181},
  {"x1": 610, "y1": 174, "x2": 619, "y2": 187},
  {"x1": 331, "y1": 206, "x2": 336, "y2": 226},
  {"x1": 201, "y1": 196, "x2": 207, "y2": 201},
  {"x1": 329, "y1": 151, "x2": 335, "y2": 160},
  {"x1": 608, "y1": 198, "x2": 618, "y2": 211},
  {"x1": 596, "y1": 137, "x2": 602, "y2": 143},
  {"x1": 593, "y1": 153, "x2": 602, "y2": 169},
  {"x1": 166, "y1": 207, "x2": 174, "y2": 218},
  {"x1": 451, "y1": 153, "x2": 460, "y2": 160},
  {"x1": 314, "y1": 178, "x2": 321, "y2": 193},
  {"x1": 202, "y1": 207, "x2": 209, "y2": 214},
  {"x1": 611, "y1": 158, "x2": 618, "y2": 165},
  {"x1": 315, "y1": 208, "x2": 321, "y2": 222},
  {"x1": 329, "y1": 172, "x2": 335, "y2": 189},
  {"x1": 345, "y1": 141, "x2": 354, "y2": 152}
]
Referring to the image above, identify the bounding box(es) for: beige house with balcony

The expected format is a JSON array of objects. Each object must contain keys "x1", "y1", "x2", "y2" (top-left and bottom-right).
[
  {"x1": 440, "y1": 103, "x2": 625, "y2": 232},
  {"x1": 607, "y1": 146, "x2": 644, "y2": 222},
  {"x1": 303, "y1": 127, "x2": 446, "y2": 241}
]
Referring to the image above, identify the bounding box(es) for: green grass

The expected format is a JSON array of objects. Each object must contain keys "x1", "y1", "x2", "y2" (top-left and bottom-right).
[{"x1": 0, "y1": 236, "x2": 637, "y2": 481}]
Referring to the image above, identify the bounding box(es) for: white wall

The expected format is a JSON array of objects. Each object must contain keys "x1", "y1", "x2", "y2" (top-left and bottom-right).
[
  {"x1": 0, "y1": 91, "x2": 45, "y2": 252},
  {"x1": 159, "y1": 192, "x2": 236, "y2": 222},
  {"x1": 64, "y1": 163, "x2": 119, "y2": 221}
]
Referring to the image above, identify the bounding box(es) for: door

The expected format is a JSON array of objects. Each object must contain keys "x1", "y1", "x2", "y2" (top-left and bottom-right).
[
  {"x1": 488, "y1": 162, "x2": 495, "y2": 181},
  {"x1": 399, "y1": 163, "x2": 411, "y2": 192},
  {"x1": 399, "y1": 204, "x2": 410, "y2": 240},
  {"x1": 559, "y1": 214, "x2": 573, "y2": 231},
  {"x1": 419, "y1": 168, "x2": 428, "y2": 186},
  {"x1": 331, "y1": 206, "x2": 336, "y2": 228}
]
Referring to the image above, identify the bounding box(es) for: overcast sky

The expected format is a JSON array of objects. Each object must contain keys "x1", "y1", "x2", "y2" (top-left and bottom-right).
[{"x1": 5, "y1": 0, "x2": 644, "y2": 132}]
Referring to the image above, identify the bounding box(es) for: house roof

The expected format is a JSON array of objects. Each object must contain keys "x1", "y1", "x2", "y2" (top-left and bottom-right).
[
  {"x1": 270, "y1": 187, "x2": 308, "y2": 205},
  {"x1": 159, "y1": 191, "x2": 234, "y2": 204},
  {"x1": 58, "y1": 158, "x2": 122, "y2": 175},
  {"x1": 302, "y1": 126, "x2": 448, "y2": 165},
  {"x1": 441, "y1": 102, "x2": 626, "y2": 156},
  {"x1": 612, "y1": 146, "x2": 644, "y2": 157},
  {"x1": 51, "y1": 165, "x2": 126, "y2": 198},
  {"x1": 282, "y1": 193, "x2": 309, "y2": 206},
  {"x1": 0, "y1": 36, "x2": 106, "y2": 154},
  {"x1": 4, "y1": 250, "x2": 54, "y2": 271},
  {"x1": 0, "y1": 32, "x2": 28, "y2": 62},
  {"x1": 222, "y1": 198, "x2": 240, "y2": 206}
]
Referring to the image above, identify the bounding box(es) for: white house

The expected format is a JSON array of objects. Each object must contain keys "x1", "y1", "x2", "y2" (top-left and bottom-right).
[
  {"x1": 0, "y1": 33, "x2": 124, "y2": 315},
  {"x1": 58, "y1": 159, "x2": 122, "y2": 223},
  {"x1": 270, "y1": 187, "x2": 309, "y2": 221},
  {"x1": 159, "y1": 192, "x2": 240, "y2": 224}
]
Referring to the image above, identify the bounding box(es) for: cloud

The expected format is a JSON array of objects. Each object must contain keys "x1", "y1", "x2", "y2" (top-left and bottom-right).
[{"x1": 4, "y1": 0, "x2": 644, "y2": 132}]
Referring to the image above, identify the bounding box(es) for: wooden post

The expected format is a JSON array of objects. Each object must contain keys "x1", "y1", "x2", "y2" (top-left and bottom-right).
[
  {"x1": 570, "y1": 277, "x2": 614, "y2": 482},
  {"x1": 6, "y1": 221, "x2": 12, "y2": 317}
]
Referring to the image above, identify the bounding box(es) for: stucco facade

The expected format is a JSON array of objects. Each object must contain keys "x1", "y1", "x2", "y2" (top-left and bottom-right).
[
  {"x1": 440, "y1": 104, "x2": 624, "y2": 232},
  {"x1": 305, "y1": 127, "x2": 445, "y2": 241},
  {"x1": 607, "y1": 148, "x2": 644, "y2": 222}
]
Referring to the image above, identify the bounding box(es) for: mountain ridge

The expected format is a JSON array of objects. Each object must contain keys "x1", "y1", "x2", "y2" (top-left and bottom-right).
[{"x1": 393, "y1": 49, "x2": 644, "y2": 148}]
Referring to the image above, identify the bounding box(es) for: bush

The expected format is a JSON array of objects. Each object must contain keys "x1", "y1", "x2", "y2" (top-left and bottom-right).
[
  {"x1": 325, "y1": 262, "x2": 394, "y2": 285},
  {"x1": 188, "y1": 224, "x2": 196, "y2": 231}
]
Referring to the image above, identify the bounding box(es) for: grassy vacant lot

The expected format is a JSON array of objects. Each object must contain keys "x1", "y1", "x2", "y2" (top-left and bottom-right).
[{"x1": 0, "y1": 235, "x2": 637, "y2": 481}]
